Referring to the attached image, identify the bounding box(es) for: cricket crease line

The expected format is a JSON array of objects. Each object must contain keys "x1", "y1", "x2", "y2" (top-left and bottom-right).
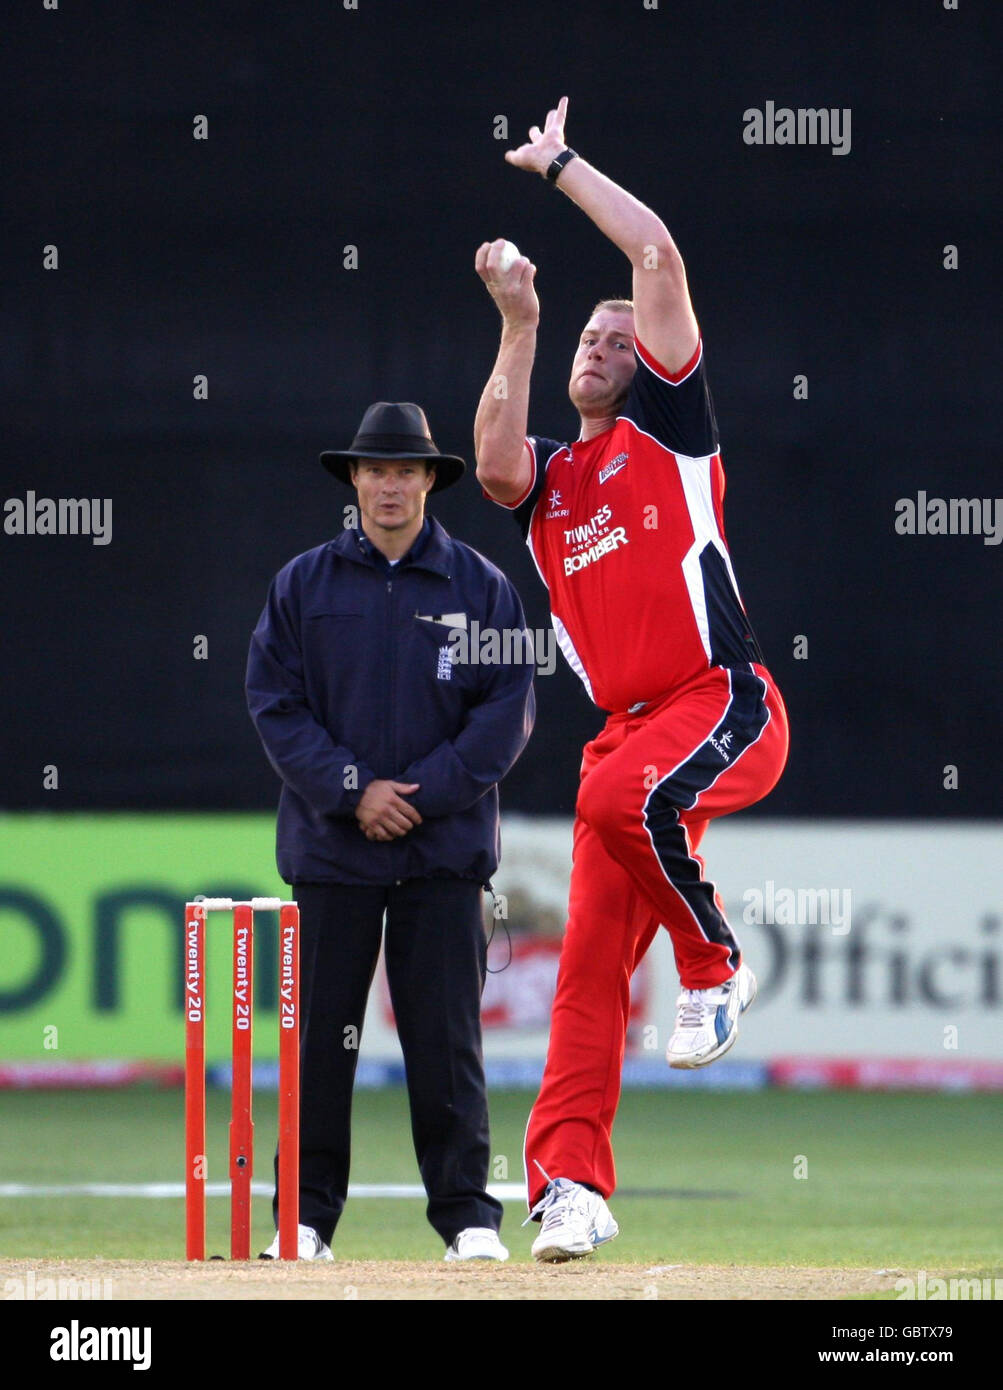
[{"x1": 0, "y1": 1181, "x2": 529, "y2": 1201}]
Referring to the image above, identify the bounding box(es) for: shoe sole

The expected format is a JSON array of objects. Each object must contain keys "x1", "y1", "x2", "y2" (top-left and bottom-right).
[
  {"x1": 443, "y1": 1253, "x2": 508, "y2": 1262},
  {"x1": 258, "y1": 1248, "x2": 334, "y2": 1261},
  {"x1": 532, "y1": 1226, "x2": 619, "y2": 1264},
  {"x1": 666, "y1": 969, "x2": 757, "y2": 1070}
]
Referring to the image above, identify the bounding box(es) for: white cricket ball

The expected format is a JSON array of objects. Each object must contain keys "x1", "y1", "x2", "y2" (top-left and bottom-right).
[{"x1": 496, "y1": 240, "x2": 521, "y2": 273}]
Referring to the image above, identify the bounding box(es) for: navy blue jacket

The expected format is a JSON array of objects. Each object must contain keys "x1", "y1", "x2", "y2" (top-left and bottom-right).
[{"x1": 246, "y1": 516, "x2": 535, "y2": 885}]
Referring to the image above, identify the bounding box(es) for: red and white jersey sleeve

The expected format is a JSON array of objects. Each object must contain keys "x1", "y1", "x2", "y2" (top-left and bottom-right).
[{"x1": 489, "y1": 339, "x2": 764, "y2": 713}]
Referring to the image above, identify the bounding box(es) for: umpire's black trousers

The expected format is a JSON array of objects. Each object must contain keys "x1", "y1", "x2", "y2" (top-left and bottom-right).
[{"x1": 275, "y1": 877, "x2": 503, "y2": 1247}]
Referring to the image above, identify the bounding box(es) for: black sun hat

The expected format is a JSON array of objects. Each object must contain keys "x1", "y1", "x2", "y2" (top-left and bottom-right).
[{"x1": 320, "y1": 402, "x2": 465, "y2": 493}]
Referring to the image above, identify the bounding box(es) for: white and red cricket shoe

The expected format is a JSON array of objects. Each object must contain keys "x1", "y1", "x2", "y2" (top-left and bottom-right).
[
  {"x1": 666, "y1": 962, "x2": 758, "y2": 1069},
  {"x1": 527, "y1": 1176, "x2": 619, "y2": 1263}
]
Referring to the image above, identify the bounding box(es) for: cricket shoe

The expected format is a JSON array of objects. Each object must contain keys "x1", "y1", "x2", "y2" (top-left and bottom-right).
[
  {"x1": 527, "y1": 1177, "x2": 619, "y2": 1263},
  {"x1": 666, "y1": 962, "x2": 757, "y2": 1069},
  {"x1": 258, "y1": 1224, "x2": 334, "y2": 1261},
  {"x1": 443, "y1": 1228, "x2": 509, "y2": 1262}
]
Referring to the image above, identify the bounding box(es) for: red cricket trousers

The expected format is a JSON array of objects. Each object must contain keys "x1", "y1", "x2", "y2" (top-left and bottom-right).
[{"x1": 525, "y1": 663, "x2": 788, "y2": 1206}]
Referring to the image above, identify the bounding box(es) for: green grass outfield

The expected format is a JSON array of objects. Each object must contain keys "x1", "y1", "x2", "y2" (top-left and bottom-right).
[{"x1": 0, "y1": 1087, "x2": 1000, "y2": 1270}]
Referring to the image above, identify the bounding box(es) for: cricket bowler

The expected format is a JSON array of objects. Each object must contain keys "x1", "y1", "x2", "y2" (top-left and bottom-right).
[{"x1": 474, "y1": 97, "x2": 789, "y2": 1261}]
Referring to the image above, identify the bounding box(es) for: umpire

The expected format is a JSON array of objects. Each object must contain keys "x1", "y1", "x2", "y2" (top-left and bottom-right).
[{"x1": 246, "y1": 402, "x2": 535, "y2": 1263}]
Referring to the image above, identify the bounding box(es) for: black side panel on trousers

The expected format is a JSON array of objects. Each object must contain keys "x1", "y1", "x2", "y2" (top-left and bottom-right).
[{"x1": 642, "y1": 668, "x2": 770, "y2": 970}]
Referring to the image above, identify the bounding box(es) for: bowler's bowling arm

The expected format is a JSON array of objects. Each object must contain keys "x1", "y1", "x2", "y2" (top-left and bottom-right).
[{"x1": 474, "y1": 320, "x2": 537, "y2": 505}]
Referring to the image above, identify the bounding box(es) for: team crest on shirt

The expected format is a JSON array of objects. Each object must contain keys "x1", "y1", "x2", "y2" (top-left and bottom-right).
[{"x1": 598, "y1": 451, "x2": 629, "y2": 484}]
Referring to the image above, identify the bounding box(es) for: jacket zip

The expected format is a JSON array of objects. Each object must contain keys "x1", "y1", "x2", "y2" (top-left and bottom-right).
[
  {"x1": 386, "y1": 571, "x2": 400, "y2": 879},
  {"x1": 386, "y1": 574, "x2": 396, "y2": 772}
]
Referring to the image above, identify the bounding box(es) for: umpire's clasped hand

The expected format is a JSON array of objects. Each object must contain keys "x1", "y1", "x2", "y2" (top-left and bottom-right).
[{"x1": 355, "y1": 779, "x2": 422, "y2": 842}]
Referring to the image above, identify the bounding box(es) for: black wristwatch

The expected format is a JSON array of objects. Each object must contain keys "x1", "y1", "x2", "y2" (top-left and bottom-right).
[{"x1": 546, "y1": 148, "x2": 579, "y2": 184}]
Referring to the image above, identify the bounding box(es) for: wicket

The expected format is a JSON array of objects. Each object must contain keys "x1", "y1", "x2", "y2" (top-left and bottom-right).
[{"x1": 184, "y1": 897, "x2": 301, "y2": 1260}]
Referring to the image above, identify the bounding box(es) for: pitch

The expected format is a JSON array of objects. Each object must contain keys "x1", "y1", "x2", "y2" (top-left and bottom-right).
[{"x1": 1, "y1": 1086, "x2": 999, "y2": 1299}]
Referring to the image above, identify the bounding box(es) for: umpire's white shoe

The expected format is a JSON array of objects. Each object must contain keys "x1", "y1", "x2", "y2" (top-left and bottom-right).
[
  {"x1": 259, "y1": 1224, "x2": 333, "y2": 1261},
  {"x1": 443, "y1": 1228, "x2": 509, "y2": 1262},
  {"x1": 527, "y1": 1178, "x2": 619, "y2": 1263},
  {"x1": 666, "y1": 962, "x2": 757, "y2": 1069}
]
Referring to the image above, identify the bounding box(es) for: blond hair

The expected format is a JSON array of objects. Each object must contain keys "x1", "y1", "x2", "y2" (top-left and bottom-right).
[{"x1": 590, "y1": 298, "x2": 634, "y2": 317}]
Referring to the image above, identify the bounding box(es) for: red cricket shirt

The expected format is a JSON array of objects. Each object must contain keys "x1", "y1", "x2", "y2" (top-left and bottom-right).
[{"x1": 491, "y1": 337, "x2": 764, "y2": 713}]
